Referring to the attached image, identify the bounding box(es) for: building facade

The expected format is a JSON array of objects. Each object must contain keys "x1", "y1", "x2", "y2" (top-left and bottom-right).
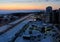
[{"x1": 45, "y1": 6, "x2": 52, "y2": 23}]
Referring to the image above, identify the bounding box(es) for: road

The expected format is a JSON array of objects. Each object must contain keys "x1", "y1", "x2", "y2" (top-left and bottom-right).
[
  {"x1": 0, "y1": 14, "x2": 33, "y2": 42},
  {"x1": 0, "y1": 14, "x2": 33, "y2": 35}
]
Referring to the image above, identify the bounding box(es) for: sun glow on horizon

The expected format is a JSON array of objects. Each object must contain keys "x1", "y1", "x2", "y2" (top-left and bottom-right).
[
  {"x1": 0, "y1": 4, "x2": 60, "y2": 10},
  {"x1": 0, "y1": 0, "x2": 60, "y2": 10},
  {"x1": 0, "y1": 4, "x2": 44, "y2": 10}
]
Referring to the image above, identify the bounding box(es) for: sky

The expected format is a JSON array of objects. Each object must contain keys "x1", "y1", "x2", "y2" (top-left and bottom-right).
[{"x1": 0, "y1": 0, "x2": 60, "y2": 10}]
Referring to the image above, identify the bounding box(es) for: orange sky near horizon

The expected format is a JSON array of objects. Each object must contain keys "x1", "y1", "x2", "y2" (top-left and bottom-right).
[
  {"x1": 0, "y1": 4, "x2": 44, "y2": 10},
  {"x1": 0, "y1": 3, "x2": 60, "y2": 10},
  {"x1": 0, "y1": 0, "x2": 60, "y2": 10}
]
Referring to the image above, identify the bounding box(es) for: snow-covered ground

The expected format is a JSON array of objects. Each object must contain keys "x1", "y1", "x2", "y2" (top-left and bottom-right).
[
  {"x1": 0, "y1": 14, "x2": 32, "y2": 33},
  {"x1": 15, "y1": 21, "x2": 59, "y2": 42},
  {"x1": 0, "y1": 25, "x2": 10, "y2": 32},
  {"x1": 0, "y1": 19, "x2": 30, "y2": 42},
  {"x1": 0, "y1": 14, "x2": 33, "y2": 42},
  {"x1": 0, "y1": 14, "x2": 59, "y2": 42}
]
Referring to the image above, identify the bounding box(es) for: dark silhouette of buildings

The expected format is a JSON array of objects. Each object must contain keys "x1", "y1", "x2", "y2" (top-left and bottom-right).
[
  {"x1": 45, "y1": 6, "x2": 60, "y2": 25},
  {"x1": 58, "y1": 8, "x2": 60, "y2": 28},
  {"x1": 52, "y1": 10, "x2": 59, "y2": 24},
  {"x1": 46, "y1": 6, "x2": 52, "y2": 14},
  {"x1": 46, "y1": 6, "x2": 52, "y2": 23}
]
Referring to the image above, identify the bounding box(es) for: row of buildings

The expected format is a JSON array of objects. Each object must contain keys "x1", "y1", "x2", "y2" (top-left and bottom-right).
[
  {"x1": 45, "y1": 6, "x2": 60, "y2": 28},
  {"x1": 0, "y1": 14, "x2": 19, "y2": 26},
  {"x1": 32, "y1": 6, "x2": 60, "y2": 25},
  {"x1": 32, "y1": 6, "x2": 60, "y2": 29}
]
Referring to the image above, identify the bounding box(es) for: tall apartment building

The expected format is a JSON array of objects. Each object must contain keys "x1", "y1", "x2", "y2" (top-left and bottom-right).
[{"x1": 45, "y1": 6, "x2": 52, "y2": 23}]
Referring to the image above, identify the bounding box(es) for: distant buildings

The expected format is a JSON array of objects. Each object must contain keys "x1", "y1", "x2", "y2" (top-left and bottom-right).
[{"x1": 0, "y1": 14, "x2": 19, "y2": 26}]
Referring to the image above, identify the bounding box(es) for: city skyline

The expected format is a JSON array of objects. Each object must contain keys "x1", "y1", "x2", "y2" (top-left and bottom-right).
[{"x1": 0, "y1": 0, "x2": 60, "y2": 10}]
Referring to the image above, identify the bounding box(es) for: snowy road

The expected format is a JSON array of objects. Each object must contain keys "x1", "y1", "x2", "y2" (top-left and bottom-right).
[
  {"x1": 0, "y1": 20, "x2": 30, "y2": 42},
  {"x1": 0, "y1": 14, "x2": 32, "y2": 35},
  {"x1": 0, "y1": 14, "x2": 33, "y2": 42}
]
